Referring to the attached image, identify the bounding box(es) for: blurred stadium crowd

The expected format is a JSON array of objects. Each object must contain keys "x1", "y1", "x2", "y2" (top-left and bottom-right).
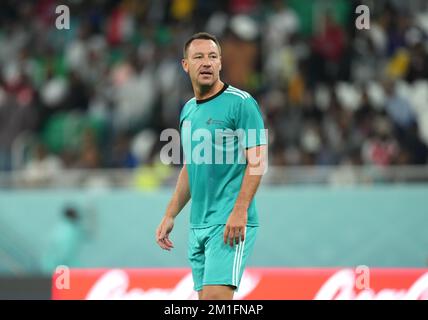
[{"x1": 0, "y1": 0, "x2": 428, "y2": 182}]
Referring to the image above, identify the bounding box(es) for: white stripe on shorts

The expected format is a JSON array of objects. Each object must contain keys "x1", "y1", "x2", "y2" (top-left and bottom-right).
[
  {"x1": 232, "y1": 228, "x2": 246, "y2": 287},
  {"x1": 232, "y1": 242, "x2": 240, "y2": 286},
  {"x1": 235, "y1": 237, "x2": 246, "y2": 287}
]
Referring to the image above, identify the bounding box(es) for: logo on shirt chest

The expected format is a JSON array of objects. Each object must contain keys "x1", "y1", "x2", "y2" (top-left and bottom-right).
[{"x1": 206, "y1": 118, "x2": 226, "y2": 126}]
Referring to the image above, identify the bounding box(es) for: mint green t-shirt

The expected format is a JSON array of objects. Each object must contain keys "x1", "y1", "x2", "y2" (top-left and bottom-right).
[{"x1": 179, "y1": 84, "x2": 267, "y2": 228}]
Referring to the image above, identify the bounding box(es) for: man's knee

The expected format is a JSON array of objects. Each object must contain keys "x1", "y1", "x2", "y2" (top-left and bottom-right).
[
  {"x1": 201, "y1": 285, "x2": 234, "y2": 300},
  {"x1": 201, "y1": 291, "x2": 224, "y2": 300}
]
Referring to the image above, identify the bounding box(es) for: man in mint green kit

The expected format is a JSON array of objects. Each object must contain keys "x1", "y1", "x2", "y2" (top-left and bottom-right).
[{"x1": 156, "y1": 32, "x2": 267, "y2": 300}]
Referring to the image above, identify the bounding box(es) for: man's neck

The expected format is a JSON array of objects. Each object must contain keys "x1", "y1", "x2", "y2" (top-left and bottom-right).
[{"x1": 194, "y1": 80, "x2": 224, "y2": 101}]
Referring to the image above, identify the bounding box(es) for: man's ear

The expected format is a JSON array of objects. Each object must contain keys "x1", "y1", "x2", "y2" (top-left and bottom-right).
[
  {"x1": 219, "y1": 56, "x2": 222, "y2": 72},
  {"x1": 181, "y1": 58, "x2": 189, "y2": 73}
]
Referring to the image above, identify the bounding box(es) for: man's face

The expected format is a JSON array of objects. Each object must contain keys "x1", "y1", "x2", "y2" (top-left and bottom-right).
[{"x1": 182, "y1": 39, "x2": 222, "y2": 88}]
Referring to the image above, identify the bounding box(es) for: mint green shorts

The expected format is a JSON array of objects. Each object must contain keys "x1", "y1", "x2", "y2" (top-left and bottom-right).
[{"x1": 188, "y1": 224, "x2": 258, "y2": 292}]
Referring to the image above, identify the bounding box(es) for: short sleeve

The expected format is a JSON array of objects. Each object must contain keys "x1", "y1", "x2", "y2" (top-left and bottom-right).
[
  {"x1": 234, "y1": 97, "x2": 267, "y2": 149},
  {"x1": 179, "y1": 105, "x2": 187, "y2": 132}
]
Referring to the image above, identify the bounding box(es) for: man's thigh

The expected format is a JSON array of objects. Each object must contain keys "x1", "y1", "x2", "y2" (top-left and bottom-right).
[
  {"x1": 189, "y1": 227, "x2": 206, "y2": 292},
  {"x1": 203, "y1": 225, "x2": 258, "y2": 291}
]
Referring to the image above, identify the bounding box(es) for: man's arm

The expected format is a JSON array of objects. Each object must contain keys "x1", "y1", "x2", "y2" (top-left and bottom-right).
[
  {"x1": 156, "y1": 165, "x2": 191, "y2": 250},
  {"x1": 223, "y1": 145, "x2": 267, "y2": 247}
]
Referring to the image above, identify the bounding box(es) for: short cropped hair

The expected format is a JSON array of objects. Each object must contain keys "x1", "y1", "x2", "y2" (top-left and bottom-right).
[{"x1": 183, "y1": 32, "x2": 221, "y2": 58}]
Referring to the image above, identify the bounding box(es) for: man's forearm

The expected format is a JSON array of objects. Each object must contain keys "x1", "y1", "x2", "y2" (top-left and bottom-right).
[
  {"x1": 234, "y1": 165, "x2": 263, "y2": 210},
  {"x1": 165, "y1": 165, "x2": 191, "y2": 218},
  {"x1": 234, "y1": 145, "x2": 267, "y2": 211}
]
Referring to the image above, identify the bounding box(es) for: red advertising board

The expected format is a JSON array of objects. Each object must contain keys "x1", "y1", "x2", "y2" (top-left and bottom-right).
[{"x1": 52, "y1": 268, "x2": 428, "y2": 300}]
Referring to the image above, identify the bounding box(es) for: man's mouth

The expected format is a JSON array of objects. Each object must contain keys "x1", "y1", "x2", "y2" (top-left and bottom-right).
[{"x1": 199, "y1": 70, "x2": 213, "y2": 76}]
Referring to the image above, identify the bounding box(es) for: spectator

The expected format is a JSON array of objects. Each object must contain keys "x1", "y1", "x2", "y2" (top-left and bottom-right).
[
  {"x1": 0, "y1": 0, "x2": 427, "y2": 175},
  {"x1": 41, "y1": 206, "x2": 87, "y2": 273},
  {"x1": 23, "y1": 142, "x2": 63, "y2": 187}
]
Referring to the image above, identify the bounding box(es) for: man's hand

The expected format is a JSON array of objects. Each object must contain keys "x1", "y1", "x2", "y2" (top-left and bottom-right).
[
  {"x1": 156, "y1": 216, "x2": 175, "y2": 251},
  {"x1": 223, "y1": 206, "x2": 247, "y2": 247}
]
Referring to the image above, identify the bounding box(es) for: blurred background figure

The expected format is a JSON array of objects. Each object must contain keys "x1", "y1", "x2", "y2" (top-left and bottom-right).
[
  {"x1": 41, "y1": 205, "x2": 87, "y2": 273},
  {"x1": 22, "y1": 141, "x2": 63, "y2": 187}
]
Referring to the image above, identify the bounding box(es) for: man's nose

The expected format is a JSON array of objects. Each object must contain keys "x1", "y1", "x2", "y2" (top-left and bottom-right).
[{"x1": 202, "y1": 57, "x2": 212, "y2": 66}]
